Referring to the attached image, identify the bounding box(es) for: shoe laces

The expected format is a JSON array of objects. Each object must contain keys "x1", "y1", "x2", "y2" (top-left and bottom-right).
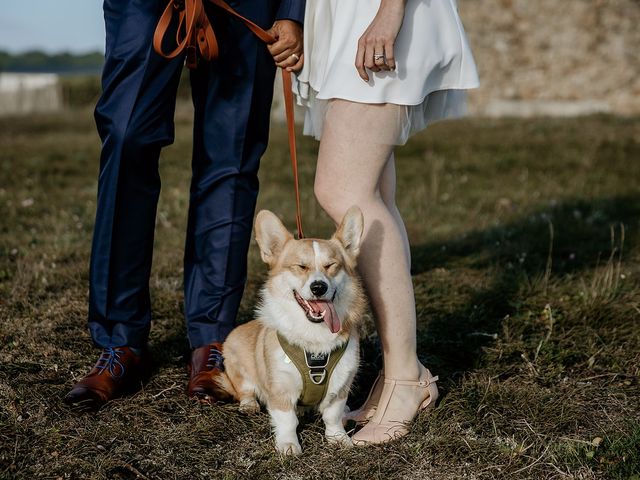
[
  {"x1": 96, "y1": 347, "x2": 126, "y2": 378},
  {"x1": 206, "y1": 346, "x2": 224, "y2": 371}
]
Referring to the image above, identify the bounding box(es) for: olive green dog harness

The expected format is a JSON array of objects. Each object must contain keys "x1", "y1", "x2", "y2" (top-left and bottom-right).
[{"x1": 277, "y1": 333, "x2": 349, "y2": 407}]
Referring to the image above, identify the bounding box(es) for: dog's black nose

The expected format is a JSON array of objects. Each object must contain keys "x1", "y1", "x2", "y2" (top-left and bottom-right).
[{"x1": 310, "y1": 280, "x2": 328, "y2": 297}]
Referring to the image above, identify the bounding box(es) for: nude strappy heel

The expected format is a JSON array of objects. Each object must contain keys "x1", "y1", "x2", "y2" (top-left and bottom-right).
[
  {"x1": 351, "y1": 364, "x2": 438, "y2": 445},
  {"x1": 343, "y1": 370, "x2": 384, "y2": 425}
]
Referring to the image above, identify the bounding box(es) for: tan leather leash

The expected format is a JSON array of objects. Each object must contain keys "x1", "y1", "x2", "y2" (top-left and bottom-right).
[{"x1": 153, "y1": 0, "x2": 305, "y2": 239}]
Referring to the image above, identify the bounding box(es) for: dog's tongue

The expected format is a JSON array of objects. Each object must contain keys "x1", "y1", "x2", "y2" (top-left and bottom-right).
[{"x1": 308, "y1": 300, "x2": 340, "y2": 333}]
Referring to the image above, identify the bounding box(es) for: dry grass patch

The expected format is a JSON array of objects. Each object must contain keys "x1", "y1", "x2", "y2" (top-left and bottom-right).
[{"x1": 1, "y1": 110, "x2": 639, "y2": 479}]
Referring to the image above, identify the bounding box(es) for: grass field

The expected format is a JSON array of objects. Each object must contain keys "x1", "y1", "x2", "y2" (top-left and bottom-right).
[{"x1": 1, "y1": 107, "x2": 639, "y2": 479}]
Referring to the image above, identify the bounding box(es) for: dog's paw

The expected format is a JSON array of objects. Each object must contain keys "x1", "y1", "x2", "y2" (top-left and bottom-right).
[
  {"x1": 276, "y1": 441, "x2": 302, "y2": 456},
  {"x1": 326, "y1": 431, "x2": 353, "y2": 447},
  {"x1": 239, "y1": 398, "x2": 260, "y2": 415}
]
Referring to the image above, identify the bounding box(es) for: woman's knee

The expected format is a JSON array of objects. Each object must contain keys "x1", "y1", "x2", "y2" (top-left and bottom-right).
[
  {"x1": 314, "y1": 176, "x2": 381, "y2": 224},
  {"x1": 314, "y1": 175, "x2": 364, "y2": 222},
  {"x1": 314, "y1": 176, "x2": 342, "y2": 221}
]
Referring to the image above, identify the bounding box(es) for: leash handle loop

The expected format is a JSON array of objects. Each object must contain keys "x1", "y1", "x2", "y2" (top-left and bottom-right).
[{"x1": 153, "y1": 0, "x2": 197, "y2": 60}]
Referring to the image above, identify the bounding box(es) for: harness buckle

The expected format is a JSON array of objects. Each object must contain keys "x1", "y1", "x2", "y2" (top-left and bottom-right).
[
  {"x1": 305, "y1": 350, "x2": 329, "y2": 385},
  {"x1": 308, "y1": 369, "x2": 327, "y2": 385}
]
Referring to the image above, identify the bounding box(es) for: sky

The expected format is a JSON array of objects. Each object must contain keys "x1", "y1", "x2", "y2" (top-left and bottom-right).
[{"x1": 1, "y1": 0, "x2": 105, "y2": 53}]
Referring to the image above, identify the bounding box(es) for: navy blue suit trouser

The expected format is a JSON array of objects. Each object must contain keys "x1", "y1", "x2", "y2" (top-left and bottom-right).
[{"x1": 88, "y1": 0, "x2": 300, "y2": 349}]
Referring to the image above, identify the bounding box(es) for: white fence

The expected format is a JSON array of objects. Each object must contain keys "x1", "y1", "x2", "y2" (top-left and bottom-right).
[{"x1": 0, "y1": 73, "x2": 63, "y2": 116}]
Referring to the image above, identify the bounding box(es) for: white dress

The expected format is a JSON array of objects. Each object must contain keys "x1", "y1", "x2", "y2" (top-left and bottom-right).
[{"x1": 293, "y1": 0, "x2": 480, "y2": 145}]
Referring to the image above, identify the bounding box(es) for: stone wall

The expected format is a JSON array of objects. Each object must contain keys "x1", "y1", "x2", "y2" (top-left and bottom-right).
[{"x1": 458, "y1": 0, "x2": 640, "y2": 116}]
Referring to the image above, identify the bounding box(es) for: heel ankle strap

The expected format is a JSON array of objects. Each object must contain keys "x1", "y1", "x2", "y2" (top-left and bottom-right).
[{"x1": 384, "y1": 375, "x2": 438, "y2": 387}]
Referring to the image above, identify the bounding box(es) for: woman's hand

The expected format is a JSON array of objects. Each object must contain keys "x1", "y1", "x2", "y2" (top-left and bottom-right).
[
  {"x1": 266, "y1": 20, "x2": 304, "y2": 73},
  {"x1": 355, "y1": 0, "x2": 406, "y2": 81}
]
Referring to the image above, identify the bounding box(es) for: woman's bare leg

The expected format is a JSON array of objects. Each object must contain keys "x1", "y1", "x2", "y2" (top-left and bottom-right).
[
  {"x1": 379, "y1": 154, "x2": 411, "y2": 267},
  {"x1": 339, "y1": 153, "x2": 415, "y2": 424},
  {"x1": 314, "y1": 100, "x2": 419, "y2": 381}
]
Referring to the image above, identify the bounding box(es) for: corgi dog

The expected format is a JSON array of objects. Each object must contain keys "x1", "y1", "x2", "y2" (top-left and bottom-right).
[{"x1": 216, "y1": 206, "x2": 366, "y2": 455}]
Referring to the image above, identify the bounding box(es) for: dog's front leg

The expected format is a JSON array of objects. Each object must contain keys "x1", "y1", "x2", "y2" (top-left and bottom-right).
[
  {"x1": 268, "y1": 404, "x2": 302, "y2": 455},
  {"x1": 321, "y1": 393, "x2": 353, "y2": 447}
]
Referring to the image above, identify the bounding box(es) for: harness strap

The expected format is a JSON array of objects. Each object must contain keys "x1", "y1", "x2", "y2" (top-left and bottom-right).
[
  {"x1": 277, "y1": 332, "x2": 349, "y2": 407},
  {"x1": 153, "y1": 0, "x2": 304, "y2": 238}
]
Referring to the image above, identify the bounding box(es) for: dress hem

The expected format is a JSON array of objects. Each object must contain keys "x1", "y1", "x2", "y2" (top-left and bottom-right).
[
  {"x1": 296, "y1": 80, "x2": 478, "y2": 145},
  {"x1": 294, "y1": 78, "x2": 480, "y2": 108}
]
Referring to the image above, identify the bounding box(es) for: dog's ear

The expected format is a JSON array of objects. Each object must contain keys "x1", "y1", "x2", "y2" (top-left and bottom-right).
[
  {"x1": 255, "y1": 210, "x2": 293, "y2": 266},
  {"x1": 333, "y1": 205, "x2": 364, "y2": 257}
]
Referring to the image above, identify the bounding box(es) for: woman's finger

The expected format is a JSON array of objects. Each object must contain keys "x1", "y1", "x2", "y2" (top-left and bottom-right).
[
  {"x1": 374, "y1": 40, "x2": 389, "y2": 71},
  {"x1": 355, "y1": 38, "x2": 369, "y2": 81},
  {"x1": 363, "y1": 39, "x2": 380, "y2": 73},
  {"x1": 384, "y1": 41, "x2": 396, "y2": 70}
]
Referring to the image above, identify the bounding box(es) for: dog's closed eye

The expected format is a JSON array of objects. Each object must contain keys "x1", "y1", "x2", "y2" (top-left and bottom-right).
[
  {"x1": 323, "y1": 262, "x2": 336, "y2": 270},
  {"x1": 293, "y1": 264, "x2": 309, "y2": 272}
]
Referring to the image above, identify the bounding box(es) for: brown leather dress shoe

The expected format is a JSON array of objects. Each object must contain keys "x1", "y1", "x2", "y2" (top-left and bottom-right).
[
  {"x1": 187, "y1": 342, "x2": 232, "y2": 403},
  {"x1": 64, "y1": 347, "x2": 150, "y2": 411}
]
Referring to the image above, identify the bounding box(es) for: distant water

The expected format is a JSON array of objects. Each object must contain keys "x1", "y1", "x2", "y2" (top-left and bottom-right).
[{"x1": 1, "y1": 66, "x2": 102, "y2": 76}]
